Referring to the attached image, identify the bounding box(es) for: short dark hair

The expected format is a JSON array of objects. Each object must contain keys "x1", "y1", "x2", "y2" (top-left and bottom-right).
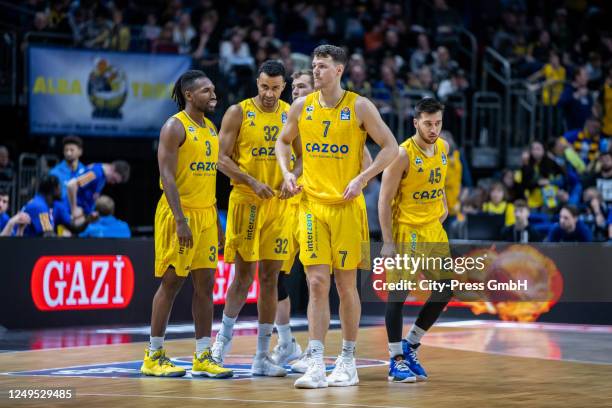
[
  {"x1": 62, "y1": 135, "x2": 83, "y2": 149},
  {"x1": 112, "y1": 160, "x2": 130, "y2": 183},
  {"x1": 258, "y1": 60, "x2": 286, "y2": 78},
  {"x1": 171, "y1": 70, "x2": 208, "y2": 110},
  {"x1": 561, "y1": 204, "x2": 579, "y2": 218},
  {"x1": 292, "y1": 69, "x2": 314, "y2": 87},
  {"x1": 414, "y1": 98, "x2": 444, "y2": 118},
  {"x1": 313, "y1": 44, "x2": 348, "y2": 66},
  {"x1": 38, "y1": 175, "x2": 59, "y2": 196},
  {"x1": 0, "y1": 188, "x2": 9, "y2": 197}
]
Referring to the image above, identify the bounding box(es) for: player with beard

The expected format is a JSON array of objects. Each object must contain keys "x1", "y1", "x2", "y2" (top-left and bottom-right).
[
  {"x1": 378, "y1": 98, "x2": 453, "y2": 383},
  {"x1": 141, "y1": 70, "x2": 232, "y2": 379}
]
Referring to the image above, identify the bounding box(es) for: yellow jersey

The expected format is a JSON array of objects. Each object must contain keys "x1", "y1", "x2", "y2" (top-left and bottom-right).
[
  {"x1": 601, "y1": 83, "x2": 612, "y2": 136},
  {"x1": 393, "y1": 136, "x2": 447, "y2": 227},
  {"x1": 159, "y1": 110, "x2": 218, "y2": 209},
  {"x1": 444, "y1": 149, "x2": 462, "y2": 216},
  {"x1": 541, "y1": 64, "x2": 566, "y2": 106},
  {"x1": 298, "y1": 90, "x2": 366, "y2": 204},
  {"x1": 231, "y1": 98, "x2": 290, "y2": 196}
]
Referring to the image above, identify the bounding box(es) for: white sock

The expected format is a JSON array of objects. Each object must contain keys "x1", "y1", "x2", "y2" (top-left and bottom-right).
[
  {"x1": 340, "y1": 340, "x2": 356, "y2": 360},
  {"x1": 256, "y1": 323, "x2": 274, "y2": 357},
  {"x1": 219, "y1": 313, "x2": 236, "y2": 340},
  {"x1": 389, "y1": 342, "x2": 403, "y2": 358},
  {"x1": 149, "y1": 336, "x2": 164, "y2": 352},
  {"x1": 195, "y1": 337, "x2": 211, "y2": 355},
  {"x1": 406, "y1": 324, "x2": 426, "y2": 345},
  {"x1": 308, "y1": 339, "x2": 324, "y2": 360},
  {"x1": 276, "y1": 323, "x2": 292, "y2": 345}
]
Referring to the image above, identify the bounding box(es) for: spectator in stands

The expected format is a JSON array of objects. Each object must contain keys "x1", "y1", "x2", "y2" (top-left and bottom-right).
[
  {"x1": 526, "y1": 30, "x2": 552, "y2": 68},
  {"x1": 594, "y1": 65, "x2": 612, "y2": 137},
  {"x1": 580, "y1": 187, "x2": 608, "y2": 241},
  {"x1": 482, "y1": 182, "x2": 515, "y2": 226},
  {"x1": 501, "y1": 168, "x2": 521, "y2": 202},
  {"x1": 220, "y1": 28, "x2": 255, "y2": 74},
  {"x1": 79, "y1": 195, "x2": 131, "y2": 238},
  {"x1": 0, "y1": 145, "x2": 14, "y2": 182},
  {"x1": 558, "y1": 66, "x2": 593, "y2": 131},
  {"x1": 0, "y1": 189, "x2": 9, "y2": 232},
  {"x1": 79, "y1": 7, "x2": 112, "y2": 49},
  {"x1": 67, "y1": 160, "x2": 130, "y2": 220},
  {"x1": 431, "y1": 45, "x2": 458, "y2": 83},
  {"x1": 583, "y1": 151, "x2": 612, "y2": 206},
  {"x1": 528, "y1": 50, "x2": 566, "y2": 106},
  {"x1": 142, "y1": 13, "x2": 161, "y2": 45},
  {"x1": 410, "y1": 33, "x2": 433, "y2": 74},
  {"x1": 546, "y1": 204, "x2": 592, "y2": 242},
  {"x1": 407, "y1": 65, "x2": 436, "y2": 95},
  {"x1": 49, "y1": 136, "x2": 85, "y2": 202},
  {"x1": 109, "y1": 9, "x2": 130, "y2": 51},
  {"x1": 19, "y1": 175, "x2": 61, "y2": 237},
  {"x1": 437, "y1": 67, "x2": 469, "y2": 102},
  {"x1": 344, "y1": 64, "x2": 372, "y2": 97},
  {"x1": 441, "y1": 131, "x2": 464, "y2": 225},
  {"x1": 173, "y1": 12, "x2": 196, "y2": 54},
  {"x1": 500, "y1": 199, "x2": 543, "y2": 242},
  {"x1": 152, "y1": 21, "x2": 179, "y2": 54},
  {"x1": 191, "y1": 15, "x2": 217, "y2": 63},
  {"x1": 519, "y1": 141, "x2": 564, "y2": 211},
  {"x1": 562, "y1": 117, "x2": 607, "y2": 167},
  {"x1": 372, "y1": 65, "x2": 403, "y2": 109}
]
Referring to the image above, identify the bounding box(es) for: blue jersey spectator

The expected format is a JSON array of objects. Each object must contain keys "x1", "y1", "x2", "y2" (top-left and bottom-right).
[
  {"x1": 546, "y1": 204, "x2": 593, "y2": 242},
  {"x1": 67, "y1": 160, "x2": 130, "y2": 217},
  {"x1": 0, "y1": 190, "x2": 9, "y2": 231},
  {"x1": 49, "y1": 136, "x2": 85, "y2": 201},
  {"x1": 80, "y1": 195, "x2": 130, "y2": 238},
  {"x1": 558, "y1": 67, "x2": 594, "y2": 131},
  {"x1": 20, "y1": 175, "x2": 61, "y2": 237}
]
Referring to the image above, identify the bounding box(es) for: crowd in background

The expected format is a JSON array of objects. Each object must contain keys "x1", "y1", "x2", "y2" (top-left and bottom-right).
[{"x1": 1, "y1": 0, "x2": 611, "y2": 241}]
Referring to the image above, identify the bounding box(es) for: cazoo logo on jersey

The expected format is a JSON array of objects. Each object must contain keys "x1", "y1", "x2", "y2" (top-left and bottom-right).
[{"x1": 30, "y1": 255, "x2": 135, "y2": 311}]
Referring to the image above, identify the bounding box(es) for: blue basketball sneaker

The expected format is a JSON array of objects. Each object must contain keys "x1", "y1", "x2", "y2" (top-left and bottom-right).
[
  {"x1": 402, "y1": 340, "x2": 428, "y2": 380},
  {"x1": 388, "y1": 356, "x2": 416, "y2": 383}
]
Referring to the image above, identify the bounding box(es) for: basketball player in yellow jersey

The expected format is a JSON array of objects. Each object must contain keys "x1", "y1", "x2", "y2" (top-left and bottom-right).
[
  {"x1": 276, "y1": 45, "x2": 398, "y2": 389},
  {"x1": 211, "y1": 60, "x2": 297, "y2": 377},
  {"x1": 141, "y1": 70, "x2": 232, "y2": 379},
  {"x1": 273, "y1": 69, "x2": 374, "y2": 372},
  {"x1": 378, "y1": 98, "x2": 453, "y2": 383}
]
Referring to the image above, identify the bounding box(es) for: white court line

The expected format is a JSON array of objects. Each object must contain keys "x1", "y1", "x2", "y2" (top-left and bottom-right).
[{"x1": 78, "y1": 392, "x2": 411, "y2": 408}]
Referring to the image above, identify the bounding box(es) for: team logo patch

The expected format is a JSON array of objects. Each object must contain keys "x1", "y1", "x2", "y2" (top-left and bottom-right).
[
  {"x1": 340, "y1": 107, "x2": 351, "y2": 120},
  {"x1": 188, "y1": 126, "x2": 195, "y2": 133},
  {"x1": 247, "y1": 111, "x2": 255, "y2": 119},
  {"x1": 193, "y1": 136, "x2": 198, "y2": 141},
  {"x1": 306, "y1": 105, "x2": 314, "y2": 113},
  {"x1": 441, "y1": 153, "x2": 447, "y2": 165},
  {"x1": 417, "y1": 167, "x2": 424, "y2": 172},
  {"x1": 2, "y1": 356, "x2": 386, "y2": 380},
  {"x1": 281, "y1": 112, "x2": 287, "y2": 124},
  {"x1": 249, "y1": 121, "x2": 256, "y2": 127},
  {"x1": 306, "y1": 116, "x2": 313, "y2": 121},
  {"x1": 415, "y1": 157, "x2": 423, "y2": 166}
]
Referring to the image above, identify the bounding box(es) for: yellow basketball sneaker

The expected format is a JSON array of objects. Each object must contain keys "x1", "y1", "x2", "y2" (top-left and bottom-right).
[
  {"x1": 192, "y1": 349, "x2": 234, "y2": 378},
  {"x1": 140, "y1": 348, "x2": 186, "y2": 377}
]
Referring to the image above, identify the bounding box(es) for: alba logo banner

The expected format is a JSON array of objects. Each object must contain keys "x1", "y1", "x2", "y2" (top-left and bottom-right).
[{"x1": 31, "y1": 256, "x2": 135, "y2": 311}]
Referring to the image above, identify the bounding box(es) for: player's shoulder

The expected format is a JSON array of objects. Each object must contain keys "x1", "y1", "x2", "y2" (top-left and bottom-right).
[{"x1": 279, "y1": 99, "x2": 291, "y2": 110}]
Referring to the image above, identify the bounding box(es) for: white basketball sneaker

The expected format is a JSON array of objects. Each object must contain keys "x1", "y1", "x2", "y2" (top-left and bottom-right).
[
  {"x1": 294, "y1": 358, "x2": 328, "y2": 389},
  {"x1": 327, "y1": 356, "x2": 359, "y2": 387},
  {"x1": 210, "y1": 333, "x2": 232, "y2": 364},
  {"x1": 271, "y1": 337, "x2": 303, "y2": 366},
  {"x1": 290, "y1": 350, "x2": 311, "y2": 373},
  {"x1": 252, "y1": 352, "x2": 287, "y2": 377}
]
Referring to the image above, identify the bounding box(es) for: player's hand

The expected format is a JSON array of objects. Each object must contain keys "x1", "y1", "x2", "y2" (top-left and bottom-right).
[
  {"x1": 380, "y1": 242, "x2": 397, "y2": 258},
  {"x1": 343, "y1": 174, "x2": 366, "y2": 201},
  {"x1": 217, "y1": 224, "x2": 225, "y2": 250},
  {"x1": 280, "y1": 174, "x2": 302, "y2": 199},
  {"x1": 176, "y1": 218, "x2": 193, "y2": 249},
  {"x1": 71, "y1": 206, "x2": 85, "y2": 223},
  {"x1": 249, "y1": 179, "x2": 275, "y2": 199}
]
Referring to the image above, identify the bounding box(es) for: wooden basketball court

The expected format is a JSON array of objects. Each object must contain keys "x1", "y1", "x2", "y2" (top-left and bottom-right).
[{"x1": 2, "y1": 324, "x2": 612, "y2": 407}]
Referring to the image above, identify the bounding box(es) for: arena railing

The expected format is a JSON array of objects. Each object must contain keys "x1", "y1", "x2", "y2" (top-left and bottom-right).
[
  {"x1": 482, "y1": 47, "x2": 512, "y2": 151},
  {"x1": 470, "y1": 91, "x2": 503, "y2": 169}
]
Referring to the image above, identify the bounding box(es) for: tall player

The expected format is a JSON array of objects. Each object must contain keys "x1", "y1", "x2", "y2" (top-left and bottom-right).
[
  {"x1": 378, "y1": 98, "x2": 453, "y2": 383},
  {"x1": 276, "y1": 45, "x2": 398, "y2": 389},
  {"x1": 211, "y1": 60, "x2": 297, "y2": 377},
  {"x1": 141, "y1": 70, "x2": 232, "y2": 379},
  {"x1": 273, "y1": 69, "x2": 374, "y2": 371}
]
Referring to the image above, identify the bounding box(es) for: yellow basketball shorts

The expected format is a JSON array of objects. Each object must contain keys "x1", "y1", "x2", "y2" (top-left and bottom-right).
[
  {"x1": 390, "y1": 221, "x2": 452, "y2": 281},
  {"x1": 225, "y1": 190, "x2": 292, "y2": 263},
  {"x1": 298, "y1": 195, "x2": 370, "y2": 270},
  {"x1": 154, "y1": 196, "x2": 218, "y2": 277},
  {"x1": 280, "y1": 202, "x2": 300, "y2": 273}
]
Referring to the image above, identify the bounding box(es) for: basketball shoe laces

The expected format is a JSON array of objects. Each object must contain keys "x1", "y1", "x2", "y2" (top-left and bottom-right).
[
  {"x1": 155, "y1": 351, "x2": 176, "y2": 368},
  {"x1": 407, "y1": 347, "x2": 420, "y2": 364},
  {"x1": 394, "y1": 359, "x2": 410, "y2": 371}
]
